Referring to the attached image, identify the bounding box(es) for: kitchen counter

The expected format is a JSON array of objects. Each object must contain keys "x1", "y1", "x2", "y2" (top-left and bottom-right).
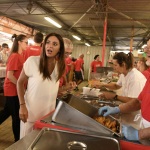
[
  {"x1": 5, "y1": 130, "x2": 40, "y2": 150},
  {"x1": 5, "y1": 84, "x2": 150, "y2": 150}
]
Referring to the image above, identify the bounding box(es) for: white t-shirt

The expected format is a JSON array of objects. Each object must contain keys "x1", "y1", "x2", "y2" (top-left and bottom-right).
[
  {"x1": 24, "y1": 56, "x2": 59, "y2": 122},
  {"x1": 117, "y1": 68, "x2": 146, "y2": 98}
]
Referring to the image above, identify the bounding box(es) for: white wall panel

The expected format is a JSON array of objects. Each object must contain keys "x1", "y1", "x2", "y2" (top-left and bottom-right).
[{"x1": 72, "y1": 45, "x2": 111, "y2": 80}]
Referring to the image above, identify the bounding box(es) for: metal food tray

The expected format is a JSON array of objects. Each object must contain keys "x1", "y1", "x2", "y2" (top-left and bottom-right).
[
  {"x1": 85, "y1": 99, "x2": 118, "y2": 108},
  {"x1": 52, "y1": 94, "x2": 122, "y2": 137},
  {"x1": 28, "y1": 128, "x2": 120, "y2": 150},
  {"x1": 58, "y1": 94, "x2": 98, "y2": 117},
  {"x1": 80, "y1": 95, "x2": 118, "y2": 108}
]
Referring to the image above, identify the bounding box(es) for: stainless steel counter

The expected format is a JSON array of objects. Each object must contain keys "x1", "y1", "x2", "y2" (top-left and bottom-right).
[
  {"x1": 5, "y1": 130, "x2": 40, "y2": 150},
  {"x1": 5, "y1": 92, "x2": 143, "y2": 150}
]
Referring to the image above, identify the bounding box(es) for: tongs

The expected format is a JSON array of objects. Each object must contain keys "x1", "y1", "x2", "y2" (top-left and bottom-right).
[
  {"x1": 81, "y1": 95, "x2": 99, "y2": 100},
  {"x1": 97, "y1": 99, "x2": 118, "y2": 106}
]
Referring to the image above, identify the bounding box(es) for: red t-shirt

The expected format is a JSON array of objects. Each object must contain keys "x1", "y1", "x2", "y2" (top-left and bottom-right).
[
  {"x1": 4, "y1": 53, "x2": 24, "y2": 96},
  {"x1": 138, "y1": 76, "x2": 150, "y2": 121},
  {"x1": 142, "y1": 70, "x2": 150, "y2": 79},
  {"x1": 23, "y1": 45, "x2": 41, "y2": 61},
  {"x1": 91, "y1": 60, "x2": 102, "y2": 72},
  {"x1": 65, "y1": 57, "x2": 72, "y2": 72},
  {"x1": 74, "y1": 58, "x2": 84, "y2": 71}
]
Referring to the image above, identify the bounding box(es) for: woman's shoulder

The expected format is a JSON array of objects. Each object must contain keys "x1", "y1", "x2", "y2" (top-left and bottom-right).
[
  {"x1": 8, "y1": 53, "x2": 21, "y2": 61},
  {"x1": 26, "y1": 56, "x2": 40, "y2": 62},
  {"x1": 10, "y1": 53, "x2": 20, "y2": 57}
]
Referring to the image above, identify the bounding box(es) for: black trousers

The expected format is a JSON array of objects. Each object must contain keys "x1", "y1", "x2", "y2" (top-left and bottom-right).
[{"x1": 0, "y1": 96, "x2": 20, "y2": 142}]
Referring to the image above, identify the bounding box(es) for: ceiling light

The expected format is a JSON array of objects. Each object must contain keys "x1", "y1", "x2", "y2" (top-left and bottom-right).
[
  {"x1": 44, "y1": 17, "x2": 62, "y2": 28},
  {"x1": 85, "y1": 43, "x2": 90, "y2": 46},
  {"x1": 72, "y1": 35, "x2": 81, "y2": 41}
]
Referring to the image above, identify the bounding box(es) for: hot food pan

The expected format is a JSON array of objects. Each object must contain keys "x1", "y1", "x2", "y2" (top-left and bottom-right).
[
  {"x1": 52, "y1": 94, "x2": 122, "y2": 137},
  {"x1": 27, "y1": 128, "x2": 120, "y2": 150}
]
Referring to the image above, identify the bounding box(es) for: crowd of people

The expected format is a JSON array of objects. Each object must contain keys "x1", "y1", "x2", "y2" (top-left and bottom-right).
[
  {"x1": 1, "y1": 31, "x2": 150, "y2": 146},
  {"x1": 0, "y1": 32, "x2": 77, "y2": 141},
  {"x1": 95, "y1": 44, "x2": 150, "y2": 145}
]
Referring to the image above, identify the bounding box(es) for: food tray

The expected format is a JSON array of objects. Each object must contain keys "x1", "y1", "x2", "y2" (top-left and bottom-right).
[
  {"x1": 85, "y1": 100, "x2": 117, "y2": 108},
  {"x1": 27, "y1": 128, "x2": 120, "y2": 150},
  {"x1": 52, "y1": 94, "x2": 122, "y2": 137}
]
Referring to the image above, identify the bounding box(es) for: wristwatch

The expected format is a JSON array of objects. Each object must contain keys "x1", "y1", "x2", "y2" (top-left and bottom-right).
[{"x1": 113, "y1": 95, "x2": 118, "y2": 100}]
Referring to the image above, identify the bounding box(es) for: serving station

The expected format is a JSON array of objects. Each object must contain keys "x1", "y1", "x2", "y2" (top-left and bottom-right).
[
  {"x1": 4, "y1": 67, "x2": 150, "y2": 150},
  {"x1": 6, "y1": 92, "x2": 150, "y2": 150}
]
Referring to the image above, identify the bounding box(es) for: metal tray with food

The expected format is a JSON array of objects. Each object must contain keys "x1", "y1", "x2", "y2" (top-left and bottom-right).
[
  {"x1": 53, "y1": 94, "x2": 122, "y2": 137},
  {"x1": 93, "y1": 115, "x2": 120, "y2": 134},
  {"x1": 27, "y1": 128, "x2": 121, "y2": 150},
  {"x1": 85, "y1": 99, "x2": 118, "y2": 108}
]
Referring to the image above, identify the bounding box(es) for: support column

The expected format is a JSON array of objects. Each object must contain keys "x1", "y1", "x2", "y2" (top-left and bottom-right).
[
  {"x1": 130, "y1": 25, "x2": 134, "y2": 52},
  {"x1": 101, "y1": 13, "x2": 108, "y2": 66}
]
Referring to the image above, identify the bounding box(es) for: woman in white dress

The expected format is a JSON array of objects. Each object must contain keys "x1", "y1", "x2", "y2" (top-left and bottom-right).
[{"x1": 17, "y1": 33, "x2": 66, "y2": 138}]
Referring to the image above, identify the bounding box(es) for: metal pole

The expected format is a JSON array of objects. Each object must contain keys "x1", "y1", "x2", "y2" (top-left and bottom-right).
[{"x1": 101, "y1": 12, "x2": 108, "y2": 66}]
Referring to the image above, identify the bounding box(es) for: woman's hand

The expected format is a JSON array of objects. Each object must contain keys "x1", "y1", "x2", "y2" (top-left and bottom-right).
[{"x1": 19, "y1": 104, "x2": 28, "y2": 123}]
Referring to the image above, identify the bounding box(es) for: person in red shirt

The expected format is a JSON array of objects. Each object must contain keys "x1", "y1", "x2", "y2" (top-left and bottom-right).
[
  {"x1": 91, "y1": 54, "x2": 102, "y2": 72},
  {"x1": 59, "y1": 38, "x2": 73, "y2": 87},
  {"x1": 69, "y1": 57, "x2": 77, "y2": 82},
  {"x1": 0, "y1": 34, "x2": 28, "y2": 142},
  {"x1": 65, "y1": 54, "x2": 72, "y2": 82},
  {"x1": 23, "y1": 32, "x2": 43, "y2": 61},
  {"x1": 59, "y1": 38, "x2": 76, "y2": 94},
  {"x1": 74, "y1": 53, "x2": 84, "y2": 87}
]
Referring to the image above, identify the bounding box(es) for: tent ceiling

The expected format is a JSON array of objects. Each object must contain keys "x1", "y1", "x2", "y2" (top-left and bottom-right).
[{"x1": 0, "y1": 0, "x2": 150, "y2": 51}]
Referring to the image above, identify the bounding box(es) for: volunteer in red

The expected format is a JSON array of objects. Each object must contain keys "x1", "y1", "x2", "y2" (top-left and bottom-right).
[
  {"x1": 59, "y1": 38, "x2": 73, "y2": 87},
  {"x1": 65, "y1": 54, "x2": 72, "y2": 82},
  {"x1": 0, "y1": 34, "x2": 28, "y2": 142},
  {"x1": 91, "y1": 54, "x2": 102, "y2": 72},
  {"x1": 74, "y1": 53, "x2": 84, "y2": 87},
  {"x1": 23, "y1": 32, "x2": 43, "y2": 61}
]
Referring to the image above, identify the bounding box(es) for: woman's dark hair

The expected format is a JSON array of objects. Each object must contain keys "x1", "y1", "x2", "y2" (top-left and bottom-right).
[
  {"x1": 10, "y1": 34, "x2": 27, "y2": 55},
  {"x1": 39, "y1": 33, "x2": 65, "y2": 81},
  {"x1": 113, "y1": 52, "x2": 134, "y2": 70},
  {"x1": 94, "y1": 54, "x2": 99, "y2": 60}
]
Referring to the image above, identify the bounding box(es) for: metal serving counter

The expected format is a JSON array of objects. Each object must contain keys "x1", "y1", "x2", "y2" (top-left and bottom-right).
[
  {"x1": 5, "y1": 130, "x2": 40, "y2": 150},
  {"x1": 5, "y1": 93, "x2": 150, "y2": 150},
  {"x1": 6, "y1": 121, "x2": 150, "y2": 150}
]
